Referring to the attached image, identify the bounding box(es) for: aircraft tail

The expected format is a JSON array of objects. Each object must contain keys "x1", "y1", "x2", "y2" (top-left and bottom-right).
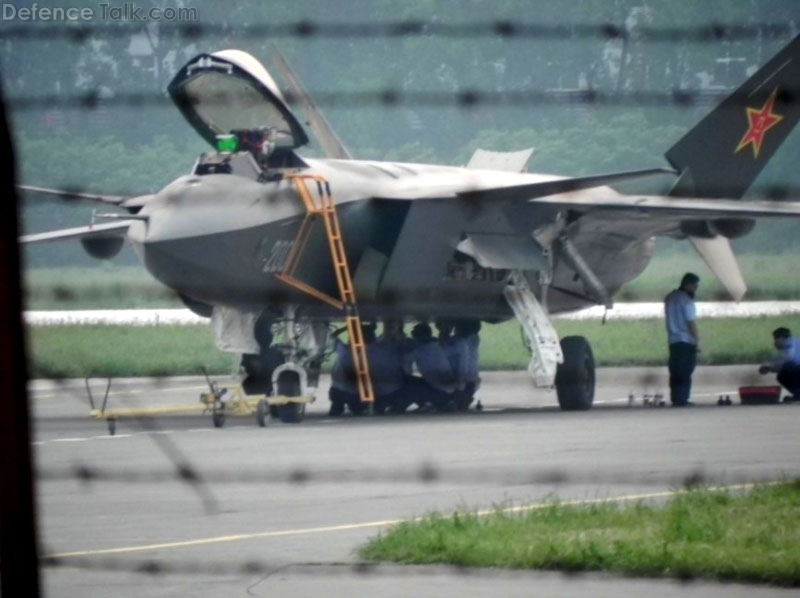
[{"x1": 665, "y1": 34, "x2": 800, "y2": 199}]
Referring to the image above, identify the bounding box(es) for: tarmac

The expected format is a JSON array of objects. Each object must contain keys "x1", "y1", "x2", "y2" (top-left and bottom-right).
[{"x1": 27, "y1": 365, "x2": 800, "y2": 597}]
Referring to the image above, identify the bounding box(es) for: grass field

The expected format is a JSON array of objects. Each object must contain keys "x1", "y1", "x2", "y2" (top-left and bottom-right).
[
  {"x1": 26, "y1": 315, "x2": 792, "y2": 378},
  {"x1": 21, "y1": 251, "x2": 800, "y2": 378},
  {"x1": 617, "y1": 251, "x2": 800, "y2": 301},
  {"x1": 359, "y1": 481, "x2": 800, "y2": 586},
  {"x1": 24, "y1": 267, "x2": 180, "y2": 310}
]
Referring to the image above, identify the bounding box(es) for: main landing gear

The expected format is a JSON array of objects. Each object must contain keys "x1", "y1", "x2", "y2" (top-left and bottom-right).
[{"x1": 505, "y1": 269, "x2": 595, "y2": 411}]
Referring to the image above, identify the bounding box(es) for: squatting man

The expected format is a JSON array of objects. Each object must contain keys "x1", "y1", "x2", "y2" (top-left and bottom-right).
[{"x1": 759, "y1": 327, "x2": 800, "y2": 401}]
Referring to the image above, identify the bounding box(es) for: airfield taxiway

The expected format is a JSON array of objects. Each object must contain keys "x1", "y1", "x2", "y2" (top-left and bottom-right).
[{"x1": 31, "y1": 366, "x2": 800, "y2": 597}]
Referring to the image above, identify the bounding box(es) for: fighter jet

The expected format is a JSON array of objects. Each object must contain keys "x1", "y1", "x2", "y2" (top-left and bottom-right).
[{"x1": 20, "y1": 35, "x2": 800, "y2": 418}]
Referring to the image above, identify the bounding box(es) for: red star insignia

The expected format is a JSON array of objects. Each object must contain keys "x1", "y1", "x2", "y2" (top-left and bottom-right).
[{"x1": 735, "y1": 88, "x2": 783, "y2": 159}]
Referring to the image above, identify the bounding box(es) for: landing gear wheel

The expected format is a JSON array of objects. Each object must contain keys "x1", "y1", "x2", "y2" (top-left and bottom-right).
[
  {"x1": 555, "y1": 336, "x2": 595, "y2": 411},
  {"x1": 278, "y1": 402, "x2": 306, "y2": 423},
  {"x1": 276, "y1": 371, "x2": 305, "y2": 423},
  {"x1": 107, "y1": 419, "x2": 116, "y2": 436},
  {"x1": 212, "y1": 406, "x2": 226, "y2": 428},
  {"x1": 256, "y1": 399, "x2": 269, "y2": 427}
]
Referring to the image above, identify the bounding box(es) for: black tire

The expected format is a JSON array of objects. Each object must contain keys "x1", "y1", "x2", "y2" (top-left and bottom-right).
[
  {"x1": 256, "y1": 399, "x2": 269, "y2": 427},
  {"x1": 212, "y1": 408, "x2": 226, "y2": 428},
  {"x1": 276, "y1": 371, "x2": 304, "y2": 423},
  {"x1": 555, "y1": 336, "x2": 595, "y2": 411},
  {"x1": 278, "y1": 402, "x2": 306, "y2": 423},
  {"x1": 277, "y1": 372, "x2": 301, "y2": 397}
]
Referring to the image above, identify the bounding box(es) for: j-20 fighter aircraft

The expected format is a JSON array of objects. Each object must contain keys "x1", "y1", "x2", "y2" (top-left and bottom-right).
[{"x1": 21, "y1": 34, "x2": 800, "y2": 417}]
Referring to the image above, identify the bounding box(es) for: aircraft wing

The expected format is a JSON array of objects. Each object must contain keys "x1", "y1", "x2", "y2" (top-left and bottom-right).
[
  {"x1": 19, "y1": 185, "x2": 153, "y2": 211},
  {"x1": 18, "y1": 185, "x2": 127, "y2": 205},
  {"x1": 20, "y1": 220, "x2": 135, "y2": 243},
  {"x1": 530, "y1": 194, "x2": 800, "y2": 302},
  {"x1": 458, "y1": 168, "x2": 675, "y2": 202},
  {"x1": 532, "y1": 194, "x2": 800, "y2": 218}
]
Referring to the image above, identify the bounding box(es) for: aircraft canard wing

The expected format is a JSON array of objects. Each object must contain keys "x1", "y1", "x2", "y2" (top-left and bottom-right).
[
  {"x1": 270, "y1": 47, "x2": 353, "y2": 160},
  {"x1": 20, "y1": 220, "x2": 135, "y2": 243},
  {"x1": 18, "y1": 185, "x2": 127, "y2": 205},
  {"x1": 457, "y1": 168, "x2": 676, "y2": 202},
  {"x1": 19, "y1": 185, "x2": 155, "y2": 213}
]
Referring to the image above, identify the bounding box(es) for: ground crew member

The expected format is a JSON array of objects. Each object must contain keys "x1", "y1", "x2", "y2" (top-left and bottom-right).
[
  {"x1": 435, "y1": 318, "x2": 468, "y2": 409},
  {"x1": 664, "y1": 272, "x2": 700, "y2": 407},
  {"x1": 455, "y1": 319, "x2": 481, "y2": 410},
  {"x1": 368, "y1": 324, "x2": 407, "y2": 414},
  {"x1": 409, "y1": 323, "x2": 457, "y2": 411},
  {"x1": 382, "y1": 318, "x2": 415, "y2": 378},
  {"x1": 328, "y1": 324, "x2": 376, "y2": 416},
  {"x1": 759, "y1": 327, "x2": 800, "y2": 401}
]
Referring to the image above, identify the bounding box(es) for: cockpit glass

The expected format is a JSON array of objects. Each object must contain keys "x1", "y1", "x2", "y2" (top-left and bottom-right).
[{"x1": 183, "y1": 72, "x2": 294, "y2": 142}]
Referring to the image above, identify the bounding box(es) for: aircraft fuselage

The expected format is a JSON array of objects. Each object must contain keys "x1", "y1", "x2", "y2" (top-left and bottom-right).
[{"x1": 126, "y1": 154, "x2": 654, "y2": 321}]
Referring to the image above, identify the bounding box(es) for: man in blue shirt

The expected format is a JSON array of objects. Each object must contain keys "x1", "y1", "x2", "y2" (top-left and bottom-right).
[
  {"x1": 664, "y1": 272, "x2": 700, "y2": 406},
  {"x1": 328, "y1": 323, "x2": 377, "y2": 416},
  {"x1": 409, "y1": 323, "x2": 457, "y2": 411},
  {"x1": 759, "y1": 327, "x2": 800, "y2": 400}
]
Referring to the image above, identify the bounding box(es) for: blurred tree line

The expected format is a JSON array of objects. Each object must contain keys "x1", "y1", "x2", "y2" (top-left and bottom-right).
[{"x1": 2, "y1": 0, "x2": 798, "y2": 266}]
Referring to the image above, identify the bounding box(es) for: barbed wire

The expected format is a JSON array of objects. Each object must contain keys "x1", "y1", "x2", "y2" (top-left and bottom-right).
[
  {"x1": 35, "y1": 462, "x2": 765, "y2": 488},
  {"x1": 1, "y1": 20, "x2": 796, "y2": 43},
  {"x1": 4, "y1": 88, "x2": 782, "y2": 112}
]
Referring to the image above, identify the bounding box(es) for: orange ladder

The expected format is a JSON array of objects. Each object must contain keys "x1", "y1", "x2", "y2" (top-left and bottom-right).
[{"x1": 275, "y1": 174, "x2": 375, "y2": 404}]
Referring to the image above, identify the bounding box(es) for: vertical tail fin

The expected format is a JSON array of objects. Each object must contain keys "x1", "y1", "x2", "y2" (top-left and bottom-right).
[
  {"x1": 270, "y1": 46, "x2": 353, "y2": 160},
  {"x1": 665, "y1": 34, "x2": 800, "y2": 199}
]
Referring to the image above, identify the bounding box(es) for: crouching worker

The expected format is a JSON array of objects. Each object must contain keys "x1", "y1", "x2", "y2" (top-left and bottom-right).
[
  {"x1": 758, "y1": 327, "x2": 800, "y2": 401},
  {"x1": 454, "y1": 319, "x2": 481, "y2": 411},
  {"x1": 328, "y1": 323, "x2": 377, "y2": 415},
  {"x1": 409, "y1": 323, "x2": 457, "y2": 412},
  {"x1": 364, "y1": 319, "x2": 412, "y2": 414}
]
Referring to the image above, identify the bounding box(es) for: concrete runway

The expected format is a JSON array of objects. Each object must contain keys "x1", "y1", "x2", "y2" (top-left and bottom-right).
[{"x1": 30, "y1": 366, "x2": 800, "y2": 597}]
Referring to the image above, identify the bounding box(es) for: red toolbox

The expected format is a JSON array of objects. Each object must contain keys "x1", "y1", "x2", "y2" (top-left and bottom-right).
[{"x1": 738, "y1": 386, "x2": 782, "y2": 405}]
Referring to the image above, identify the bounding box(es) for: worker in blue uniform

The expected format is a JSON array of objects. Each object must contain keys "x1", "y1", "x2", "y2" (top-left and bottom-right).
[
  {"x1": 759, "y1": 327, "x2": 800, "y2": 401},
  {"x1": 368, "y1": 322, "x2": 407, "y2": 414},
  {"x1": 664, "y1": 272, "x2": 700, "y2": 407},
  {"x1": 409, "y1": 323, "x2": 457, "y2": 412},
  {"x1": 328, "y1": 323, "x2": 377, "y2": 415},
  {"x1": 454, "y1": 319, "x2": 481, "y2": 410}
]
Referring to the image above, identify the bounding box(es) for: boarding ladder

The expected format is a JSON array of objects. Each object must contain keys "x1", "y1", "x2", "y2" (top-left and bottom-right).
[
  {"x1": 503, "y1": 270, "x2": 563, "y2": 388},
  {"x1": 275, "y1": 174, "x2": 375, "y2": 404}
]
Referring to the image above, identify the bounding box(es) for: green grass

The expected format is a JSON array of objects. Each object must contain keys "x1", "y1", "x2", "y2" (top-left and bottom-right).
[
  {"x1": 359, "y1": 481, "x2": 800, "y2": 586},
  {"x1": 23, "y1": 267, "x2": 181, "y2": 310},
  {"x1": 26, "y1": 325, "x2": 238, "y2": 379},
  {"x1": 480, "y1": 316, "x2": 787, "y2": 369},
  {"x1": 26, "y1": 315, "x2": 793, "y2": 378},
  {"x1": 618, "y1": 251, "x2": 800, "y2": 301}
]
